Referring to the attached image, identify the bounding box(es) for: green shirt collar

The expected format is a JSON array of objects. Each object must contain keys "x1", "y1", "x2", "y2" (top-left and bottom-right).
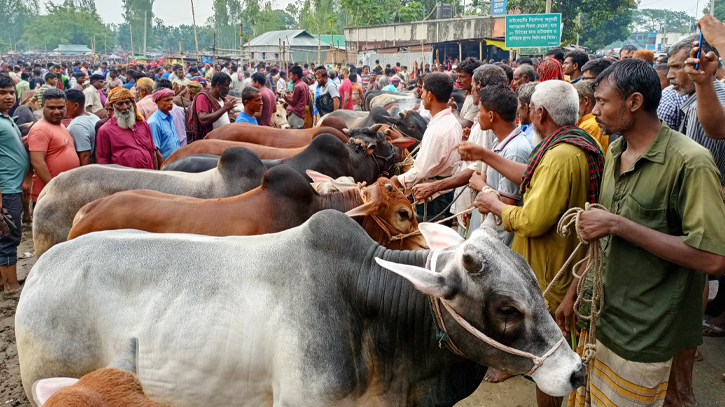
[{"x1": 609, "y1": 121, "x2": 671, "y2": 166}]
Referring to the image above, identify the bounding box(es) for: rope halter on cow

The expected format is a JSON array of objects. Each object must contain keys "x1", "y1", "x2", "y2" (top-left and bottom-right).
[{"x1": 426, "y1": 250, "x2": 566, "y2": 375}]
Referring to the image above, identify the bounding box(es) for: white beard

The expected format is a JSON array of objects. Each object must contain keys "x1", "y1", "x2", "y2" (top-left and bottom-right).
[
  {"x1": 532, "y1": 129, "x2": 544, "y2": 147},
  {"x1": 114, "y1": 106, "x2": 136, "y2": 130}
]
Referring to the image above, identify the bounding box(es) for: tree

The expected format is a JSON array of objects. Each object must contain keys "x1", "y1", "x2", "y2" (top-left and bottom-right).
[
  {"x1": 19, "y1": 2, "x2": 110, "y2": 50},
  {"x1": 506, "y1": 0, "x2": 635, "y2": 46},
  {"x1": 634, "y1": 9, "x2": 696, "y2": 33},
  {"x1": 580, "y1": 8, "x2": 632, "y2": 51},
  {"x1": 0, "y1": 0, "x2": 39, "y2": 51},
  {"x1": 399, "y1": 1, "x2": 424, "y2": 22},
  {"x1": 704, "y1": 5, "x2": 725, "y2": 23},
  {"x1": 121, "y1": 0, "x2": 155, "y2": 50}
]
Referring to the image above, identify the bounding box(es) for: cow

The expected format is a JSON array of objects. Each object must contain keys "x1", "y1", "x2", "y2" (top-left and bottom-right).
[
  {"x1": 318, "y1": 107, "x2": 396, "y2": 129},
  {"x1": 166, "y1": 126, "x2": 417, "y2": 184},
  {"x1": 363, "y1": 90, "x2": 414, "y2": 111},
  {"x1": 68, "y1": 165, "x2": 428, "y2": 250},
  {"x1": 31, "y1": 339, "x2": 171, "y2": 407},
  {"x1": 162, "y1": 140, "x2": 304, "y2": 168},
  {"x1": 204, "y1": 123, "x2": 348, "y2": 148},
  {"x1": 316, "y1": 115, "x2": 348, "y2": 133},
  {"x1": 370, "y1": 94, "x2": 420, "y2": 111},
  {"x1": 320, "y1": 107, "x2": 428, "y2": 146},
  {"x1": 32, "y1": 147, "x2": 266, "y2": 257},
  {"x1": 16, "y1": 211, "x2": 585, "y2": 407},
  {"x1": 13, "y1": 105, "x2": 37, "y2": 137}
]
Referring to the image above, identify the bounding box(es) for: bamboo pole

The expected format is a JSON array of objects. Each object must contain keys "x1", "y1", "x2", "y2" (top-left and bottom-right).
[
  {"x1": 191, "y1": 0, "x2": 199, "y2": 53},
  {"x1": 130, "y1": 23, "x2": 134, "y2": 58},
  {"x1": 421, "y1": 40, "x2": 425, "y2": 72},
  {"x1": 318, "y1": 34, "x2": 321, "y2": 65}
]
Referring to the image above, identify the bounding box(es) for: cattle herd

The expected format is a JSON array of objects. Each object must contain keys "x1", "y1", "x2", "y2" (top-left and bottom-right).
[{"x1": 14, "y1": 97, "x2": 584, "y2": 406}]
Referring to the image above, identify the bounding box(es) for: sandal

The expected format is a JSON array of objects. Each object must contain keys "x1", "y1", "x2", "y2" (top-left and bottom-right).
[{"x1": 703, "y1": 321, "x2": 725, "y2": 337}]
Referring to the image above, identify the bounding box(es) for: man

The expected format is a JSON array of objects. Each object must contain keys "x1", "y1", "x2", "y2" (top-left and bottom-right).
[
  {"x1": 580, "y1": 58, "x2": 613, "y2": 81},
  {"x1": 366, "y1": 70, "x2": 380, "y2": 92},
  {"x1": 381, "y1": 76, "x2": 399, "y2": 92},
  {"x1": 559, "y1": 58, "x2": 725, "y2": 407},
  {"x1": 188, "y1": 72, "x2": 235, "y2": 143},
  {"x1": 96, "y1": 88, "x2": 161, "y2": 169},
  {"x1": 667, "y1": 34, "x2": 725, "y2": 191},
  {"x1": 65, "y1": 89, "x2": 100, "y2": 166},
  {"x1": 69, "y1": 71, "x2": 85, "y2": 91},
  {"x1": 172, "y1": 65, "x2": 190, "y2": 89},
  {"x1": 230, "y1": 65, "x2": 244, "y2": 93},
  {"x1": 242, "y1": 71, "x2": 253, "y2": 90},
  {"x1": 251, "y1": 72, "x2": 276, "y2": 127},
  {"x1": 134, "y1": 77, "x2": 157, "y2": 121},
  {"x1": 154, "y1": 79, "x2": 187, "y2": 148},
  {"x1": 511, "y1": 64, "x2": 537, "y2": 91},
  {"x1": 361, "y1": 48, "x2": 371, "y2": 69},
  {"x1": 234, "y1": 87, "x2": 263, "y2": 125},
  {"x1": 188, "y1": 67, "x2": 206, "y2": 87},
  {"x1": 221, "y1": 62, "x2": 231, "y2": 76},
  {"x1": 148, "y1": 88, "x2": 181, "y2": 160},
  {"x1": 544, "y1": 48, "x2": 565, "y2": 65},
  {"x1": 276, "y1": 70, "x2": 287, "y2": 94},
  {"x1": 282, "y1": 66, "x2": 309, "y2": 129},
  {"x1": 82, "y1": 74, "x2": 107, "y2": 119},
  {"x1": 204, "y1": 63, "x2": 215, "y2": 83},
  {"x1": 450, "y1": 57, "x2": 482, "y2": 129},
  {"x1": 100, "y1": 62, "x2": 109, "y2": 77},
  {"x1": 464, "y1": 79, "x2": 604, "y2": 407},
  {"x1": 516, "y1": 82, "x2": 539, "y2": 146},
  {"x1": 314, "y1": 67, "x2": 340, "y2": 117},
  {"x1": 28, "y1": 88, "x2": 81, "y2": 205},
  {"x1": 268, "y1": 68, "x2": 278, "y2": 90},
  {"x1": 350, "y1": 73, "x2": 364, "y2": 111},
  {"x1": 573, "y1": 80, "x2": 607, "y2": 153},
  {"x1": 390, "y1": 72, "x2": 462, "y2": 220},
  {"x1": 374, "y1": 59, "x2": 382, "y2": 72},
  {"x1": 360, "y1": 65, "x2": 371, "y2": 89},
  {"x1": 15, "y1": 72, "x2": 29, "y2": 100},
  {"x1": 619, "y1": 44, "x2": 638, "y2": 59},
  {"x1": 105, "y1": 69, "x2": 123, "y2": 93},
  {"x1": 537, "y1": 58, "x2": 564, "y2": 81},
  {"x1": 563, "y1": 50, "x2": 588, "y2": 83},
  {"x1": 122, "y1": 70, "x2": 136, "y2": 90},
  {"x1": 0, "y1": 75, "x2": 30, "y2": 298},
  {"x1": 34, "y1": 73, "x2": 57, "y2": 108},
  {"x1": 655, "y1": 61, "x2": 670, "y2": 90},
  {"x1": 29, "y1": 69, "x2": 44, "y2": 90}
]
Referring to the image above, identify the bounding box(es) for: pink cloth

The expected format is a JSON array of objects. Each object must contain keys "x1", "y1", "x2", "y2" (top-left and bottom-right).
[
  {"x1": 98, "y1": 88, "x2": 107, "y2": 107},
  {"x1": 136, "y1": 94, "x2": 158, "y2": 120},
  {"x1": 258, "y1": 86, "x2": 276, "y2": 127},
  {"x1": 96, "y1": 117, "x2": 156, "y2": 169},
  {"x1": 338, "y1": 79, "x2": 353, "y2": 110}
]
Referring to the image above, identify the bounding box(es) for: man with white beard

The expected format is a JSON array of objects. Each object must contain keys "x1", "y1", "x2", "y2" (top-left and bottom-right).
[{"x1": 96, "y1": 87, "x2": 161, "y2": 169}]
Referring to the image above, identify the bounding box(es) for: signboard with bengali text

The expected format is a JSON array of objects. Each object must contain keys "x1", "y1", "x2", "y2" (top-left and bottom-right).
[
  {"x1": 505, "y1": 14, "x2": 562, "y2": 49},
  {"x1": 491, "y1": 0, "x2": 508, "y2": 16}
]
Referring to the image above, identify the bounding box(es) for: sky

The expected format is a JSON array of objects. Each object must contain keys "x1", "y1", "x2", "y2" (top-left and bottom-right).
[{"x1": 47, "y1": 0, "x2": 703, "y2": 27}]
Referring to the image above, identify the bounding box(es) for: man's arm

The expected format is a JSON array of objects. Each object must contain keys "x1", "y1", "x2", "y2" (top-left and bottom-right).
[
  {"x1": 457, "y1": 142, "x2": 527, "y2": 185},
  {"x1": 198, "y1": 97, "x2": 235, "y2": 126},
  {"x1": 154, "y1": 149, "x2": 162, "y2": 170},
  {"x1": 578, "y1": 209, "x2": 725, "y2": 276},
  {"x1": 448, "y1": 97, "x2": 474, "y2": 128},
  {"x1": 29, "y1": 151, "x2": 52, "y2": 184},
  {"x1": 687, "y1": 15, "x2": 725, "y2": 139},
  {"x1": 413, "y1": 169, "x2": 474, "y2": 201},
  {"x1": 333, "y1": 96, "x2": 340, "y2": 111},
  {"x1": 77, "y1": 151, "x2": 92, "y2": 166}
]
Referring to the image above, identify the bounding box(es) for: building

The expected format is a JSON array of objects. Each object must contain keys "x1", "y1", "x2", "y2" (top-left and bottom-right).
[
  {"x1": 53, "y1": 44, "x2": 92, "y2": 56},
  {"x1": 655, "y1": 30, "x2": 698, "y2": 51},
  {"x1": 245, "y1": 30, "x2": 335, "y2": 64},
  {"x1": 344, "y1": 16, "x2": 508, "y2": 68}
]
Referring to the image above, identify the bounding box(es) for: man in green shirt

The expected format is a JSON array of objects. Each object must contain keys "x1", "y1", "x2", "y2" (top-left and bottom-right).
[
  {"x1": 557, "y1": 59, "x2": 725, "y2": 407},
  {"x1": 15, "y1": 72, "x2": 30, "y2": 100}
]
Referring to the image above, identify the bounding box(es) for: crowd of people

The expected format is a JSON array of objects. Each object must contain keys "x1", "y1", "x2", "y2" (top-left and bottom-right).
[{"x1": 1, "y1": 12, "x2": 725, "y2": 407}]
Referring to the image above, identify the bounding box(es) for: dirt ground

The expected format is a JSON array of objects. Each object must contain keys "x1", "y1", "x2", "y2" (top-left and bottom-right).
[{"x1": 1, "y1": 225, "x2": 724, "y2": 407}]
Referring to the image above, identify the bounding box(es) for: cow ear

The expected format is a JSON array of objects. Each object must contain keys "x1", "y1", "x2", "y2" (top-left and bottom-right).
[
  {"x1": 375, "y1": 258, "x2": 457, "y2": 298},
  {"x1": 329, "y1": 179, "x2": 358, "y2": 192},
  {"x1": 365, "y1": 144, "x2": 376, "y2": 155},
  {"x1": 419, "y1": 222, "x2": 465, "y2": 250},
  {"x1": 345, "y1": 201, "x2": 376, "y2": 217},
  {"x1": 389, "y1": 137, "x2": 417, "y2": 149},
  {"x1": 306, "y1": 169, "x2": 334, "y2": 183},
  {"x1": 32, "y1": 377, "x2": 79, "y2": 406},
  {"x1": 382, "y1": 115, "x2": 403, "y2": 127}
]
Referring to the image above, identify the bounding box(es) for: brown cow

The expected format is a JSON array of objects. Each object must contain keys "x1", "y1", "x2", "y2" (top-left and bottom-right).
[
  {"x1": 162, "y1": 140, "x2": 304, "y2": 168},
  {"x1": 205, "y1": 123, "x2": 348, "y2": 148},
  {"x1": 68, "y1": 165, "x2": 427, "y2": 250}
]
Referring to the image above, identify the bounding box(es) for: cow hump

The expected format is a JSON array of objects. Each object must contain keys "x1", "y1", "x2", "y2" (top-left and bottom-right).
[{"x1": 261, "y1": 165, "x2": 316, "y2": 204}]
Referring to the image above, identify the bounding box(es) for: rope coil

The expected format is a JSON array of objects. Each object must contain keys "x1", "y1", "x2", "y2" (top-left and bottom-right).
[{"x1": 542, "y1": 202, "x2": 606, "y2": 365}]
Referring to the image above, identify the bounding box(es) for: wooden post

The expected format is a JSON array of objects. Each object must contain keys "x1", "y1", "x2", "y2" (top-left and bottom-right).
[
  {"x1": 191, "y1": 0, "x2": 199, "y2": 53},
  {"x1": 179, "y1": 41, "x2": 182, "y2": 57},
  {"x1": 318, "y1": 34, "x2": 321, "y2": 65},
  {"x1": 130, "y1": 23, "x2": 134, "y2": 57},
  {"x1": 458, "y1": 42, "x2": 462, "y2": 60},
  {"x1": 421, "y1": 40, "x2": 425, "y2": 72},
  {"x1": 247, "y1": 33, "x2": 251, "y2": 64},
  {"x1": 240, "y1": 24, "x2": 243, "y2": 52},
  {"x1": 213, "y1": 34, "x2": 216, "y2": 66},
  {"x1": 283, "y1": 41, "x2": 287, "y2": 70},
  {"x1": 279, "y1": 38, "x2": 282, "y2": 65},
  {"x1": 479, "y1": 40, "x2": 482, "y2": 60}
]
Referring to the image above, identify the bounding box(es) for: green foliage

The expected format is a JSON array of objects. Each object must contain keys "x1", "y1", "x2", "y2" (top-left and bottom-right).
[
  {"x1": 0, "y1": 37, "x2": 9, "y2": 53},
  {"x1": 121, "y1": 0, "x2": 155, "y2": 49},
  {"x1": 507, "y1": 0, "x2": 635, "y2": 47},
  {"x1": 579, "y1": 8, "x2": 632, "y2": 51},
  {"x1": 19, "y1": 2, "x2": 110, "y2": 50},
  {"x1": 0, "y1": 0, "x2": 39, "y2": 51},
  {"x1": 399, "y1": 1, "x2": 425, "y2": 22},
  {"x1": 704, "y1": 5, "x2": 725, "y2": 22},
  {"x1": 635, "y1": 9, "x2": 696, "y2": 33}
]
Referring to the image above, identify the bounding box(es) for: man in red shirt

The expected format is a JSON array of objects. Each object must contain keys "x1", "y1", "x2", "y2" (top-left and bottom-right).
[
  {"x1": 251, "y1": 72, "x2": 276, "y2": 127},
  {"x1": 338, "y1": 68, "x2": 353, "y2": 110},
  {"x1": 96, "y1": 88, "x2": 161, "y2": 169},
  {"x1": 187, "y1": 72, "x2": 235, "y2": 143},
  {"x1": 281, "y1": 66, "x2": 309, "y2": 129},
  {"x1": 28, "y1": 88, "x2": 81, "y2": 203}
]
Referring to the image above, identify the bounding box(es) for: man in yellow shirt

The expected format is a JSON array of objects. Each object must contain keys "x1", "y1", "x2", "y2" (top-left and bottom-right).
[
  {"x1": 459, "y1": 80, "x2": 605, "y2": 407},
  {"x1": 574, "y1": 80, "x2": 608, "y2": 154}
]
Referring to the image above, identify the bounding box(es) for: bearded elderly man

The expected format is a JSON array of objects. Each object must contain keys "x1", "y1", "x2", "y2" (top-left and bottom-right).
[
  {"x1": 96, "y1": 88, "x2": 162, "y2": 169},
  {"x1": 459, "y1": 80, "x2": 604, "y2": 407}
]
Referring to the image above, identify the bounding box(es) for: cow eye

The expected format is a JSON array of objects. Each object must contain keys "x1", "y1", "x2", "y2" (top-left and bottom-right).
[
  {"x1": 398, "y1": 208, "x2": 410, "y2": 220},
  {"x1": 499, "y1": 306, "x2": 519, "y2": 317}
]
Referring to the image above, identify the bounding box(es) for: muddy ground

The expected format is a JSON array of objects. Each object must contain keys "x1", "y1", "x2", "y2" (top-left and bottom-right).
[{"x1": 1, "y1": 224, "x2": 724, "y2": 406}]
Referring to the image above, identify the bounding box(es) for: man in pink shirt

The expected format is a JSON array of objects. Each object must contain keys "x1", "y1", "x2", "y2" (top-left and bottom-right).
[
  {"x1": 338, "y1": 68, "x2": 353, "y2": 110},
  {"x1": 134, "y1": 77, "x2": 158, "y2": 120},
  {"x1": 28, "y1": 89, "x2": 81, "y2": 203},
  {"x1": 251, "y1": 72, "x2": 276, "y2": 127},
  {"x1": 96, "y1": 88, "x2": 161, "y2": 169}
]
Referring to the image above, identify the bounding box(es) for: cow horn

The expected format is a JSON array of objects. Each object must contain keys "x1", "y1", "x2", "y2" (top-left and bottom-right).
[
  {"x1": 342, "y1": 128, "x2": 350, "y2": 135},
  {"x1": 384, "y1": 183, "x2": 393, "y2": 191},
  {"x1": 369, "y1": 123, "x2": 384, "y2": 133}
]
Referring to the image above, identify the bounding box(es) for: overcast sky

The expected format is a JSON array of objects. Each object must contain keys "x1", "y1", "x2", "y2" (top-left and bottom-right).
[{"x1": 47, "y1": 0, "x2": 704, "y2": 27}]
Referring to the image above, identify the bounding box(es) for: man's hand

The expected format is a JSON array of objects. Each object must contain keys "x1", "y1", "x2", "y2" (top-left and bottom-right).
[
  {"x1": 686, "y1": 41, "x2": 719, "y2": 85},
  {"x1": 389, "y1": 175, "x2": 403, "y2": 189},
  {"x1": 555, "y1": 290, "x2": 577, "y2": 337},
  {"x1": 448, "y1": 97, "x2": 457, "y2": 111},
  {"x1": 578, "y1": 208, "x2": 619, "y2": 242},
  {"x1": 699, "y1": 14, "x2": 725, "y2": 52},
  {"x1": 456, "y1": 142, "x2": 487, "y2": 162},
  {"x1": 473, "y1": 190, "x2": 499, "y2": 215},
  {"x1": 462, "y1": 127, "x2": 471, "y2": 141},
  {"x1": 223, "y1": 97, "x2": 236, "y2": 112},
  {"x1": 413, "y1": 182, "x2": 439, "y2": 201},
  {"x1": 468, "y1": 171, "x2": 487, "y2": 192},
  {"x1": 0, "y1": 209, "x2": 10, "y2": 237}
]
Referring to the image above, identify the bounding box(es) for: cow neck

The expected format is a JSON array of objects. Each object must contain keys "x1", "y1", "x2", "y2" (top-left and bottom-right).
[
  {"x1": 317, "y1": 188, "x2": 363, "y2": 213},
  {"x1": 346, "y1": 246, "x2": 485, "y2": 405},
  {"x1": 346, "y1": 145, "x2": 387, "y2": 183}
]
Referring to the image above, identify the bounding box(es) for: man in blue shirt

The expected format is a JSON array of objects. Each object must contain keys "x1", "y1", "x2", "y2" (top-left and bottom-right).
[
  {"x1": 148, "y1": 89, "x2": 181, "y2": 160},
  {"x1": 0, "y1": 76, "x2": 30, "y2": 298},
  {"x1": 122, "y1": 70, "x2": 137, "y2": 90},
  {"x1": 235, "y1": 87, "x2": 263, "y2": 125}
]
